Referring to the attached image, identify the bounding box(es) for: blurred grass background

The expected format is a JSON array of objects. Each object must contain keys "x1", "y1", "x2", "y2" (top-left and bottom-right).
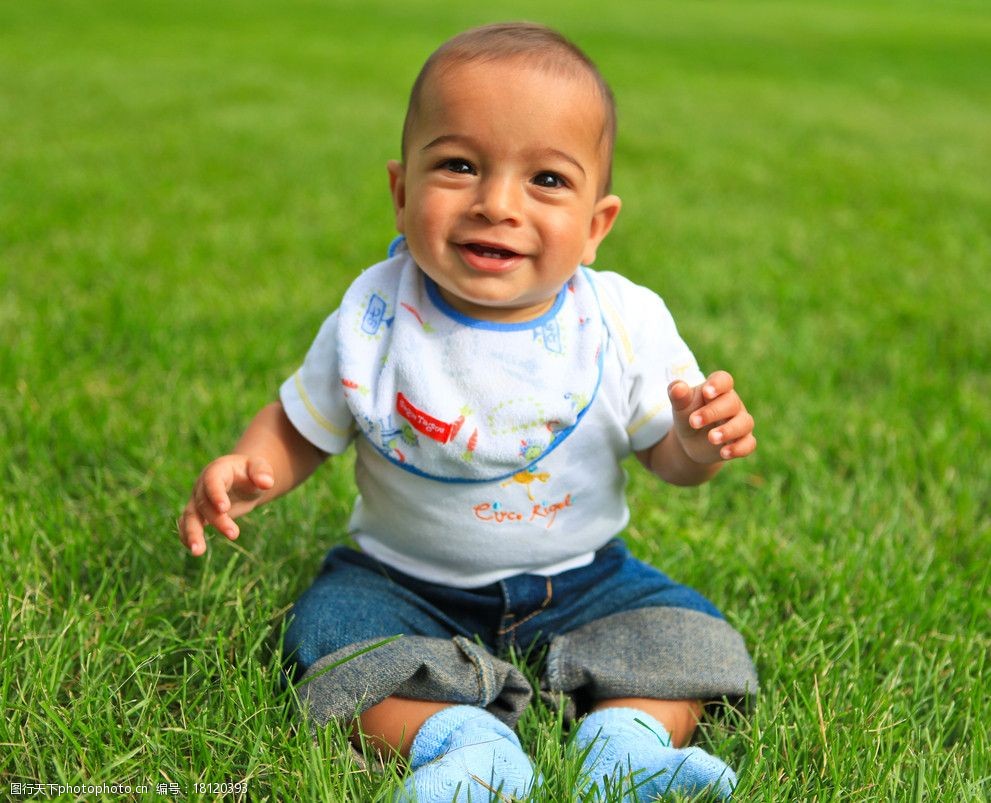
[{"x1": 2, "y1": 0, "x2": 989, "y2": 799}]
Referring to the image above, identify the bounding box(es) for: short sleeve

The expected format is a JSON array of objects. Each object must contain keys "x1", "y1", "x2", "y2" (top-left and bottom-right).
[
  {"x1": 279, "y1": 309, "x2": 356, "y2": 454},
  {"x1": 596, "y1": 272, "x2": 706, "y2": 451}
]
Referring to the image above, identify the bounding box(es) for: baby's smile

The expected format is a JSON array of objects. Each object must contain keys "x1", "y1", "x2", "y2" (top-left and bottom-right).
[
  {"x1": 458, "y1": 241, "x2": 525, "y2": 273},
  {"x1": 465, "y1": 242, "x2": 519, "y2": 260}
]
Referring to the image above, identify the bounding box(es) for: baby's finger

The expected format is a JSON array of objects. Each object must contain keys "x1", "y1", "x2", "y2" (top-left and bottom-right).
[
  {"x1": 689, "y1": 392, "x2": 742, "y2": 430},
  {"x1": 179, "y1": 503, "x2": 208, "y2": 556},
  {"x1": 212, "y1": 511, "x2": 240, "y2": 541},
  {"x1": 719, "y1": 432, "x2": 757, "y2": 461},
  {"x1": 668, "y1": 381, "x2": 704, "y2": 433},
  {"x1": 194, "y1": 494, "x2": 240, "y2": 541},
  {"x1": 246, "y1": 456, "x2": 275, "y2": 491},
  {"x1": 701, "y1": 370, "x2": 734, "y2": 400},
  {"x1": 203, "y1": 468, "x2": 234, "y2": 514},
  {"x1": 708, "y1": 410, "x2": 755, "y2": 446}
]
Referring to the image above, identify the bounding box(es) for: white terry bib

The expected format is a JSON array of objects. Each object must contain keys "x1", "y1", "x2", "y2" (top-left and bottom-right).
[{"x1": 336, "y1": 251, "x2": 604, "y2": 482}]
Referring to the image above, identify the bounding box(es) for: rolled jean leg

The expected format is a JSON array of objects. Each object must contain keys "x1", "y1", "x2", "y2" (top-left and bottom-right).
[
  {"x1": 283, "y1": 547, "x2": 471, "y2": 678},
  {"x1": 294, "y1": 634, "x2": 533, "y2": 730},
  {"x1": 544, "y1": 607, "x2": 758, "y2": 712}
]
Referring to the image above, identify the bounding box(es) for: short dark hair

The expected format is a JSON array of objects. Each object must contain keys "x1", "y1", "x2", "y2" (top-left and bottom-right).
[{"x1": 400, "y1": 22, "x2": 617, "y2": 194}]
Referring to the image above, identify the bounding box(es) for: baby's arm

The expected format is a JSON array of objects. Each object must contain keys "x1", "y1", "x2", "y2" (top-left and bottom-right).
[
  {"x1": 637, "y1": 370, "x2": 756, "y2": 486},
  {"x1": 179, "y1": 401, "x2": 327, "y2": 556}
]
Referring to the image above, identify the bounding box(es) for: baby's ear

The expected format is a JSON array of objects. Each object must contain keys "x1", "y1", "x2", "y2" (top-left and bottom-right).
[
  {"x1": 581, "y1": 194, "x2": 622, "y2": 266},
  {"x1": 387, "y1": 160, "x2": 407, "y2": 233}
]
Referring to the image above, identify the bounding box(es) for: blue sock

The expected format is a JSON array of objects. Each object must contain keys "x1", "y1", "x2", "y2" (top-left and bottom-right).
[
  {"x1": 397, "y1": 706, "x2": 536, "y2": 802},
  {"x1": 575, "y1": 707, "x2": 737, "y2": 801}
]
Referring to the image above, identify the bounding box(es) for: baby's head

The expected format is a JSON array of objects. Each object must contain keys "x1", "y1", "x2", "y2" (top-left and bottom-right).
[
  {"x1": 401, "y1": 22, "x2": 617, "y2": 195},
  {"x1": 388, "y1": 23, "x2": 623, "y2": 323}
]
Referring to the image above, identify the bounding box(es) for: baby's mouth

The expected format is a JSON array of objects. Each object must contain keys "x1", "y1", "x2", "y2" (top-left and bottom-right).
[{"x1": 464, "y1": 243, "x2": 520, "y2": 260}]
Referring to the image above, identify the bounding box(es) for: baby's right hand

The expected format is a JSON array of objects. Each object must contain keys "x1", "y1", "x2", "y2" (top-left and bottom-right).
[{"x1": 179, "y1": 455, "x2": 275, "y2": 556}]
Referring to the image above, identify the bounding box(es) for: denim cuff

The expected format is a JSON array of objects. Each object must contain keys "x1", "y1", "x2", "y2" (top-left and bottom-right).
[
  {"x1": 544, "y1": 606, "x2": 758, "y2": 719},
  {"x1": 293, "y1": 634, "x2": 533, "y2": 730}
]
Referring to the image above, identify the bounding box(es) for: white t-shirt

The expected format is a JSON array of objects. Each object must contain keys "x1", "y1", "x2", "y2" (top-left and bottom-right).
[{"x1": 280, "y1": 256, "x2": 704, "y2": 587}]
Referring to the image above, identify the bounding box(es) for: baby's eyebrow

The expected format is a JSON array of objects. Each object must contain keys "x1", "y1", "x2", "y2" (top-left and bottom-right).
[
  {"x1": 422, "y1": 134, "x2": 473, "y2": 152},
  {"x1": 422, "y1": 135, "x2": 586, "y2": 177},
  {"x1": 535, "y1": 147, "x2": 586, "y2": 178}
]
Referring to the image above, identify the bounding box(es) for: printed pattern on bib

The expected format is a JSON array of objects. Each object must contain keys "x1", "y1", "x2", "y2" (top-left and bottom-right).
[{"x1": 336, "y1": 252, "x2": 605, "y2": 482}]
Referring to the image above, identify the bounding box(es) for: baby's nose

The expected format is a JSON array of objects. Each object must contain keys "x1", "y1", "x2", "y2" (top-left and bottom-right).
[{"x1": 472, "y1": 176, "x2": 523, "y2": 224}]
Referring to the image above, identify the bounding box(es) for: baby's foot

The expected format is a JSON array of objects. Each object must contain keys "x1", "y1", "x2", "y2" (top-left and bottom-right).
[
  {"x1": 575, "y1": 707, "x2": 736, "y2": 800},
  {"x1": 397, "y1": 705, "x2": 536, "y2": 802}
]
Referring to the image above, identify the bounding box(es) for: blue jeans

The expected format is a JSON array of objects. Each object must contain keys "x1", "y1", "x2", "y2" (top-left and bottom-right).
[{"x1": 285, "y1": 539, "x2": 757, "y2": 727}]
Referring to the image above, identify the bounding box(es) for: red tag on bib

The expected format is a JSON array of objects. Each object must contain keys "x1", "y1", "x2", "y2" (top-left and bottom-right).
[{"x1": 396, "y1": 393, "x2": 454, "y2": 444}]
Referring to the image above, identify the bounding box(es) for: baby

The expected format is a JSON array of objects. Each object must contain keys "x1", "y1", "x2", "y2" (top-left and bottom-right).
[{"x1": 181, "y1": 22, "x2": 758, "y2": 802}]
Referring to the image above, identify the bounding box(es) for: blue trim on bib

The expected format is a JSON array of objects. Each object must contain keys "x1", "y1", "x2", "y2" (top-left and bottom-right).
[{"x1": 424, "y1": 275, "x2": 568, "y2": 332}]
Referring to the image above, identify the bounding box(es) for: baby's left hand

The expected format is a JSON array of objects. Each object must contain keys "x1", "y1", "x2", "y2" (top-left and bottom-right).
[{"x1": 669, "y1": 370, "x2": 756, "y2": 464}]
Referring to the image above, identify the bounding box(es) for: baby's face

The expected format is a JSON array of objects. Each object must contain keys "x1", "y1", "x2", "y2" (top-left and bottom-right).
[{"x1": 388, "y1": 58, "x2": 621, "y2": 323}]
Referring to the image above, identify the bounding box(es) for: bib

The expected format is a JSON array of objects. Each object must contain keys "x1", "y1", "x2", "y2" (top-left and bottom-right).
[{"x1": 337, "y1": 249, "x2": 604, "y2": 482}]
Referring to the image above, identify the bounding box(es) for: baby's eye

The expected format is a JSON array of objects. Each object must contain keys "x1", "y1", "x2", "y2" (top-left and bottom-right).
[
  {"x1": 532, "y1": 172, "x2": 567, "y2": 189},
  {"x1": 440, "y1": 158, "x2": 475, "y2": 175}
]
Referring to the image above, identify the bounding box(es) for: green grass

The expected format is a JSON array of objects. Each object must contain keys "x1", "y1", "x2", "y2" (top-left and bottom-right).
[{"x1": 2, "y1": 0, "x2": 989, "y2": 799}]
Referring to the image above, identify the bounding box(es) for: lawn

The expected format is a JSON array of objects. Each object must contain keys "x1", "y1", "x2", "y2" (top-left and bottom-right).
[{"x1": 1, "y1": 0, "x2": 989, "y2": 800}]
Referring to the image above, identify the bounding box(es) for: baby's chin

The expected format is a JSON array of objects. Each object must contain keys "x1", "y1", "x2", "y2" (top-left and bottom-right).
[{"x1": 438, "y1": 286, "x2": 557, "y2": 324}]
